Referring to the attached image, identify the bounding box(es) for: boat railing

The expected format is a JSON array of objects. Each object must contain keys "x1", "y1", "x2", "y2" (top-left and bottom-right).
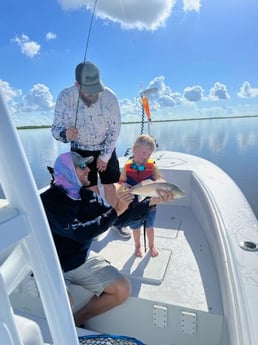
[{"x1": 0, "y1": 91, "x2": 79, "y2": 344}]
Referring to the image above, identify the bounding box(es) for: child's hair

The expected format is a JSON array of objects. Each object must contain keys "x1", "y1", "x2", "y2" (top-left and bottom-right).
[{"x1": 133, "y1": 134, "x2": 156, "y2": 152}]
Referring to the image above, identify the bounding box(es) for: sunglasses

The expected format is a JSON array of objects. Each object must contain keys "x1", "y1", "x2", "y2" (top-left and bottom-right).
[
  {"x1": 130, "y1": 163, "x2": 145, "y2": 171},
  {"x1": 76, "y1": 163, "x2": 88, "y2": 169}
]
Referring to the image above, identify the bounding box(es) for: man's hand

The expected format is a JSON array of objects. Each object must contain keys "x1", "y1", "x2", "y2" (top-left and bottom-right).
[
  {"x1": 149, "y1": 189, "x2": 175, "y2": 206},
  {"x1": 114, "y1": 185, "x2": 134, "y2": 216},
  {"x1": 96, "y1": 157, "x2": 108, "y2": 172},
  {"x1": 66, "y1": 126, "x2": 78, "y2": 141}
]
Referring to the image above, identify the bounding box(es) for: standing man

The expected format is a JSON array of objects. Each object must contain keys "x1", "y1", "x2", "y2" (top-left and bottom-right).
[{"x1": 52, "y1": 61, "x2": 130, "y2": 237}]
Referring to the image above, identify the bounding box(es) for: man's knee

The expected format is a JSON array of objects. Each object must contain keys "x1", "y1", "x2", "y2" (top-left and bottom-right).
[
  {"x1": 113, "y1": 277, "x2": 131, "y2": 304},
  {"x1": 104, "y1": 277, "x2": 131, "y2": 305}
]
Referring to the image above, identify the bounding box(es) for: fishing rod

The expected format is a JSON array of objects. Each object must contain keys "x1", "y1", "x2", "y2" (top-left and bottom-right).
[
  {"x1": 74, "y1": 0, "x2": 98, "y2": 130},
  {"x1": 83, "y1": 0, "x2": 98, "y2": 62}
]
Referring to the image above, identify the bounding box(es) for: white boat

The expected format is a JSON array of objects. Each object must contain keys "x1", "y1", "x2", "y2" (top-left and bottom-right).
[{"x1": 1, "y1": 90, "x2": 258, "y2": 345}]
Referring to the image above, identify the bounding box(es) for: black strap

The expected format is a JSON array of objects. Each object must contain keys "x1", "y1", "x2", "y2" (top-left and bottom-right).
[
  {"x1": 143, "y1": 220, "x2": 147, "y2": 253},
  {"x1": 47, "y1": 166, "x2": 55, "y2": 186}
]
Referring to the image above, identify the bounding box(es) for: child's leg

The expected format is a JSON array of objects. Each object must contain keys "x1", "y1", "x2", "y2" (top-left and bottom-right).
[
  {"x1": 146, "y1": 227, "x2": 159, "y2": 257},
  {"x1": 132, "y1": 228, "x2": 143, "y2": 257}
]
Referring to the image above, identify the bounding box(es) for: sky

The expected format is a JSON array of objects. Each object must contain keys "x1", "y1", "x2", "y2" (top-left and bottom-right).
[{"x1": 1, "y1": 0, "x2": 258, "y2": 126}]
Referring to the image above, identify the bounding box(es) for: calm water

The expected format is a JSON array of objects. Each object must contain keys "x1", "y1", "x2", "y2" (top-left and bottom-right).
[{"x1": 4, "y1": 117, "x2": 258, "y2": 218}]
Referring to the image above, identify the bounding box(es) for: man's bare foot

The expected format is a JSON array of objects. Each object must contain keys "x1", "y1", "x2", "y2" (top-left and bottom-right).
[
  {"x1": 149, "y1": 246, "x2": 159, "y2": 257},
  {"x1": 134, "y1": 246, "x2": 143, "y2": 257}
]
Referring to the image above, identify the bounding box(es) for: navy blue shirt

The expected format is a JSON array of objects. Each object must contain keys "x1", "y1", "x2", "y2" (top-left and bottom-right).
[{"x1": 41, "y1": 185, "x2": 150, "y2": 272}]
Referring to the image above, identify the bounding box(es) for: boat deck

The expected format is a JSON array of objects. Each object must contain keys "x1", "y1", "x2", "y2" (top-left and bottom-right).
[
  {"x1": 91, "y1": 203, "x2": 223, "y2": 315},
  {"x1": 83, "y1": 202, "x2": 225, "y2": 345},
  {"x1": 8, "y1": 200, "x2": 225, "y2": 344}
]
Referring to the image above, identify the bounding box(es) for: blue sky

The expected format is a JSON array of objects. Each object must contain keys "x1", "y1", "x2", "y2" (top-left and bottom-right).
[{"x1": 1, "y1": 0, "x2": 258, "y2": 126}]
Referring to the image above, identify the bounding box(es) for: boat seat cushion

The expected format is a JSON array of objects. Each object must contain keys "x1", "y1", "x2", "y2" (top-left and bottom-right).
[{"x1": 15, "y1": 314, "x2": 44, "y2": 345}]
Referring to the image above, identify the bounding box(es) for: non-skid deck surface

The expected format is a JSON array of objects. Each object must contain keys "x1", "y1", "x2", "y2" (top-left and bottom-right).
[
  {"x1": 92, "y1": 204, "x2": 223, "y2": 314},
  {"x1": 99, "y1": 242, "x2": 172, "y2": 285}
]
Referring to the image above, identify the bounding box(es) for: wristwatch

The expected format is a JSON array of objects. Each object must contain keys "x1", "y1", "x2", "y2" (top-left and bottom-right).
[{"x1": 60, "y1": 129, "x2": 68, "y2": 142}]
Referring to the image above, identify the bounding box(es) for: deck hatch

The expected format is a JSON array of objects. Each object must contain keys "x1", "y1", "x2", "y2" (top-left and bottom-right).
[{"x1": 98, "y1": 242, "x2": 172, "y2": 285}]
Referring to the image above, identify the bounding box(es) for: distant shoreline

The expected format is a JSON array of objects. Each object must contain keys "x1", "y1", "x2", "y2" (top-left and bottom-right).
[{"x1": 17, "y1": 114, "x2": 258, "y2": 130}]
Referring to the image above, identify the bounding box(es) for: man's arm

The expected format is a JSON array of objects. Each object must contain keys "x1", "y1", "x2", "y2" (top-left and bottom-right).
[
  {"x1": 51, "y1": 88, "x2": 76, "y2": 142},
  {"x1": 70, "y1": 187, "x2": 134, "y2": 240}
]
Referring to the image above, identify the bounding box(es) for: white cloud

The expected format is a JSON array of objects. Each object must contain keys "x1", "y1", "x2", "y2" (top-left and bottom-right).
[
  {"x1": 209, "y1": 82, "x2": 230, "y2": 100},
  {"x1": 3, "y1": 70, "x2": 256, "y2": 127},
  {"x1": 0, "y1": 80, "x2": 22, "y2": 104},
  {"x1": 57, "y1": 0, "x2": 200, "y2": 30},
  {"x1": 24, "y1": 84, "x2": 55, "y2": 111},
  {"x1": 118, "y1": 75, "x2": 185, "y2": 118},
  {"x1": 147, "y1": 76, "x2": 169, "y2": 95},
  {"x1": 183, "y1": 85, "x2": 204, "y2": 102},
  {"x1": 57, "y1": 0, "x2": 84, "y2": 10},
  {"x1": 120, "y1": 97, "x2": 139, "y2": 113},
  {"x1": 237, "y1": 81, "x2": 258, "y2": 98},
  {"x1": 12, "y1": 34, "x2": 40, "y2": 58},
  {"x1": 0, "y1": 80, "x2": 54, "y2": 115},
  {"x1": 146, "y1": 76, "x2": 182, "y2": 106},
  {"x1": 46, "y1": 32, "x2": 57, "y2": 40},
  {"x1": 0, "y1": 81, "x2": 55, "y2": 127},
  {"x1": 183, "y1": 0, "x2": 202, "y2": 12}
]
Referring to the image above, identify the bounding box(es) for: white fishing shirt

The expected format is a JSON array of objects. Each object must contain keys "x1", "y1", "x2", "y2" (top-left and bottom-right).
[{"x1": 52, "y1": 85, "x2": 121, "y2": 162}]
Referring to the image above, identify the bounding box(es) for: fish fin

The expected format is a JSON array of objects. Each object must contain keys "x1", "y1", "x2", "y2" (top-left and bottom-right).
[
  {"x1": 135, "y1": 179, "x2": 153, "y2": 187},
  {"x1": 156, "y1": 177, "x2": 167, "y2": 182}
]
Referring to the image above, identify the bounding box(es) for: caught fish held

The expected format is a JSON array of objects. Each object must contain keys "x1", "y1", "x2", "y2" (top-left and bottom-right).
[{"x1": 130, "y1": 179, "x2": 184, "y2": 199}]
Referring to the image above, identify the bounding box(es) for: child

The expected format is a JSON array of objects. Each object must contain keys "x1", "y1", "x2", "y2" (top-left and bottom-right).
[{"x1": 120, "y1": 134, "x2": 160, "y2": 257}]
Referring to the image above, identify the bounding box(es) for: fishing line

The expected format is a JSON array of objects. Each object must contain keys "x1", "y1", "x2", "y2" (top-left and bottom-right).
[
  {"x1": 83, "y1": 0, "x2": 98, "y2": 62},
  {"x1": 118, "y1": 0, "x2": 134, "y2": 51},
  {"x1": 123, "y1": 97, "x2": 145, "y2": 157},
  {"x1": 140, "y1": 97, "x2": 145, "y2": 135},
  {"x1": 143, "y1": 221, "x2": 147, "y2": 253},
  {"x1": 74, "y1": 0, "x2": 98, "y2": 130}
]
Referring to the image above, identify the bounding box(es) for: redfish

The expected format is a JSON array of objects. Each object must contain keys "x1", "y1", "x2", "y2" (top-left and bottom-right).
[{"x1": 130, "y1": 179, "x2": 184, "y2": 199}]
